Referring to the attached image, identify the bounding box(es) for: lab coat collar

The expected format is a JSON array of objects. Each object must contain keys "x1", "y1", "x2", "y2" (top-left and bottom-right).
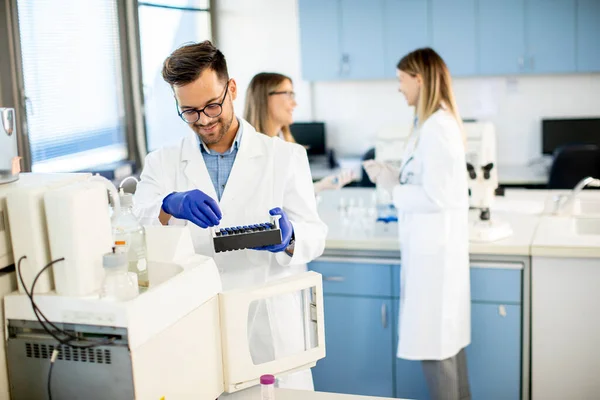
[
  {"x1": 180, "y1": 118, "x2": 267, "y2": 204},
  {"x1": 197, "y1": 117, "x2": 243, "y2": 155},
  {"x1": 181, "y1": 118, "x2": 264, "y2": 162}
]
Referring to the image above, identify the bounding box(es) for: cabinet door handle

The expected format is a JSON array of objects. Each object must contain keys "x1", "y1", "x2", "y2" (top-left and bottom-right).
[
  {"x1": 518, "y1": 56, "x2": 524, "y2": 70},
  {"x1": 529, "y1": 56, "x2": 535, "y2": 71},
  {"x1": 323, "y1": 275, "x2": 345, "y2": 282},
  {"x1": 340, "y1": 53, "x2": 350, "y2": 76},
  {"x1": 381, "y1": 303, "x2": 388, "y2": 329},
  {"x1": 498, "y1": 305, "x2": 507, "y2": 317}
]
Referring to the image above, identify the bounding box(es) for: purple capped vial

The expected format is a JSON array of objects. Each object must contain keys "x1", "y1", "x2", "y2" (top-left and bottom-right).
[{"x1": 260, "y1": 374, "x2": 275, "y2": 399}]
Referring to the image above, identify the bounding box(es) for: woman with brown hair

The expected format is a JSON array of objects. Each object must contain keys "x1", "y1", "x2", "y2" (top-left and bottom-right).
[
  {"x1": 244, "y1": 72, "x2": 355, "y2": 193},
  {"x1": 364, "y1": 48, "x2": 471, "y2": 400}
]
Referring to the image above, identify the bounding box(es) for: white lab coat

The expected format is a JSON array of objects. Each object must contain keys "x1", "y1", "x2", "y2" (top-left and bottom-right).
[
  {"x1": 393, "y1": 109, "x2": 470, "y2": 361},
  {"x1": 134, "y1": 118, "x2": 328, "y2": 389}
]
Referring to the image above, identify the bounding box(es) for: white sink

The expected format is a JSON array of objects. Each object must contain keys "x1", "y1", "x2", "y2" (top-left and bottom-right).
[
  {"x1": 578, "y1": 200, "x2": 600, "y2": 215},
  {"x1": 574, "y1": 218, "x2": 600, "y2": 235}
]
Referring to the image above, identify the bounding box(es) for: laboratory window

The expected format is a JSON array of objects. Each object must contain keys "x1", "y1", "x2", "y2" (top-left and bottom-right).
[{"x1": 138, "y1": 0, "x2": 212, "y2": 152}]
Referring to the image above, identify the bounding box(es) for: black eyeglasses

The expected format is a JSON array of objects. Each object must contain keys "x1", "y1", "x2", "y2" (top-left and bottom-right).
[
  {"x1": 178, "y1": 80, "x2": 230, "y2": 123},
  {"x1": 268, "y1": 90, "x2": 295, "y2": 100}
]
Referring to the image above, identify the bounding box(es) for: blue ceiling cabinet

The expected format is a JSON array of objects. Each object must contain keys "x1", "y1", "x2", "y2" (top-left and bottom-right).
[
  {"x1": 297, "y1": 0, "x2": 341, "y2": 81},
  {"x1": 431, "y1": 0, "x2": 478, "y2": 76},
  {"x1": 576, "y1": 0, "x2": 600, "y2": 72},
  {"x1": 382, "y1": 0, "x2": 430, "y2": 79},
  {"x1": 340, "y1": 0, "x2": 386, "y2": 79},
  {"x1": 298, "y1": 0, "x2": 598, "y2": 80},
  {"x1": 478, "y1": 0, "x2": 527, "y2": 75},
  {"x1": 298, "y1": 0, "x2": 386, "y2": 80},
  {"x1": 525, "y1": 0, "x2": 577, "y2": 74}
]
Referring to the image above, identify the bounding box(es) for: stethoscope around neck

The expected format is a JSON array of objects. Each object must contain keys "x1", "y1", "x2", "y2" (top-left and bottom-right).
[
  {"x1": 398, "y1": 127, "x2": 420, "y2": 185},
  {"x1": 398, "y1": 115, "x2": 421, "y2": 185},
  {"x1": 398, "y1": 155, "x2": 415, "y2": 185}
]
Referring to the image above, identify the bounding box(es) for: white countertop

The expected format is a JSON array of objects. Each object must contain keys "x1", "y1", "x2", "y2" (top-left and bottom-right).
[
  {"x1": 469, "y1": 211, "x2": 540, "y2": 256},
  {"x1": 317, "y1": 188, "x2": 547, "y2": 257},
  {"x1": 468, "y1": 189, "x2": 547, "y2": 256},
  {"x1": 531, "y1": 190, "x2": 600, "y2": 258},
  {"x1": 531, "y1": 216, "x2": 600, "y2": 258},
  {"x1": 317, "y1": 187, "x2": 600, "y2": 259},
  {"x1": 318, "y1": 188, "x2": 600, "y2": 258},
  {"x1": 228, "y1": 387, "x2": 399, "y2": 400}
]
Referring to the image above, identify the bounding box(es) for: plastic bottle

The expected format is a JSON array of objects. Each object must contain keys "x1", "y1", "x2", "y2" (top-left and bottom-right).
[
  {"x1": 100, "y1": 250, "x2": 139, "y2": 301},
  {"x1": 112, "y1": 188, "x2": 149, "y2": 290},
  {"x1": 260, "y1": 374, "x2": 275, "y2": 400}
]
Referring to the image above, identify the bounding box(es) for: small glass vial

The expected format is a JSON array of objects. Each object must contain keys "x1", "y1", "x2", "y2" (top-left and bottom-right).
[{"x1": 260, "y1": 374, "x2": 275, "y2": 400}]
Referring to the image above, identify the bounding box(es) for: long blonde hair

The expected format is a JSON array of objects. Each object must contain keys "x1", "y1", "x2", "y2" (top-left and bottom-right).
[
  {"x1": 244, "y1": 72, "x2": 296, "y2": 143},
  {"x1": 397, "y1": 48, "x2": 465, "y2": 143}
]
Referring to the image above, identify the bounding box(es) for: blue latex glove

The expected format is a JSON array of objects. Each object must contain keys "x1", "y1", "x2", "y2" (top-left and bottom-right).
[
  {"x1": 161, "y1": 189, "x2": 222, "y2": 228},
  {"x1": 254, "y1": 207, "x2": 294, "y2": 253}
]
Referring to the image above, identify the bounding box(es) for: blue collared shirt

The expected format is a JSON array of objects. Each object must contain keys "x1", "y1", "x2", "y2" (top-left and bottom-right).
[{"x1": 197, "y1": 118, "x2": 243, "y2": 201}]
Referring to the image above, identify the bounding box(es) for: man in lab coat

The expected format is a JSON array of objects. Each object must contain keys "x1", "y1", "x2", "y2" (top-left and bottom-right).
[{"x1": 134, "y1": 41, "x2": 327, "y2": 391}]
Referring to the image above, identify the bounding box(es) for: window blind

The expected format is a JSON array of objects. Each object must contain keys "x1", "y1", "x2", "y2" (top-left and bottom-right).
[{"x1": 17, "y1": 0, "x2": 127, "y2": 172}]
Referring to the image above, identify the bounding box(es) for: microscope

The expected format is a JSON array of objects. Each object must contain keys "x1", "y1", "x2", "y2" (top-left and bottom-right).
[{"x1": 465, "y1": 122, "x2": 513, "y2": 242}]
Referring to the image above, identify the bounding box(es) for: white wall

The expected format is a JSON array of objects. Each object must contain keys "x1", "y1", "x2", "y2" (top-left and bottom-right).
[
  {"x1": 215, "y1": 0, "x2": 600, "y2": 166},
  {"x1": 214, "y1": 0, "x2": 312, "y2": 121}
]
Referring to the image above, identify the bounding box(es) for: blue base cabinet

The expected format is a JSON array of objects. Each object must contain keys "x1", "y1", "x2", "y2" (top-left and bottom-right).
[
  {"x1": 310, "y1": 259, "x2": 524, "y2": 400},
  {"x1": 312, "y1": 296, "x2": 395, "y2": 397},
  {"x1": 309, "y1": 260, "x2": 395, "y2": 396},
  {"x1": 467, "y1": 303, "x2": 522, "y2": 400}
]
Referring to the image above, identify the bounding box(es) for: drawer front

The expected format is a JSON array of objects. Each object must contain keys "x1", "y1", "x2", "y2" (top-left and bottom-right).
[
  {"x1": 470, "y1": 267, "x2": 522, "y2": 304},
  {"x1": 393, "y1": 264, "x2": 522, "y2": 303},
  {"x1": 309, "y1": 260, "x2": 393, "y2": 297}
]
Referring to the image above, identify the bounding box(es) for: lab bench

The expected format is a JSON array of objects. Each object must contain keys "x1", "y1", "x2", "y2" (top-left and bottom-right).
[
  {"x1": 312, "y1": 186, "x2": 600, "y2": 400},
  {"x1": 308, "y1": 250, "x2": 529, "y2": 400}
]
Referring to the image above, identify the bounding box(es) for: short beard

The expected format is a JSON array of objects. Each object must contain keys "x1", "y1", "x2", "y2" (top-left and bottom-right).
[{"x1": 194, "y1": 112, "x2": 234, "y2": 145}]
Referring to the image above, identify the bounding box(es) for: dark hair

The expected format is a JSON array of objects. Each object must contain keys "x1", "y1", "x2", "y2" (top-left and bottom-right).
[{"x1": 161, "y1": 40, "x2": 229, "y2": 87}]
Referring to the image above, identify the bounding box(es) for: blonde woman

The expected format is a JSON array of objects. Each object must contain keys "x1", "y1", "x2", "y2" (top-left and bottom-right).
[
  {"x1": 364, "y1": 48, "x2": 471, "y2": 400},
  {"x1": 244, "y1": 72, "x2": 355, "y2": 193}
]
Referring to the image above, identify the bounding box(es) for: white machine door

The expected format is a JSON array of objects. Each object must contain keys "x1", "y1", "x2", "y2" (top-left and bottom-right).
[{"x1": 219, "y1": 271, "x2": 325, "y2": 393}]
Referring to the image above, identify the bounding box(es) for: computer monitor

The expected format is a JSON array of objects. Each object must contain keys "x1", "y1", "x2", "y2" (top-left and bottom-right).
[
  {"x1": 542, "y1": 118, "x2": 600, "y2": 155},
  {"x1": 289, "y1": 122, "x2": 327, "y2": 156}
]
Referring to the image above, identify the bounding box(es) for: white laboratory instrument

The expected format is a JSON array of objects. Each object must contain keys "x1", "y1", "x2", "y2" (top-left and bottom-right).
[
  {"x1": 4, "y1": 225, "x2": 326, "y2": 399},
  {"x1": 0, "y1": 173, "x2": 326, "y2": 399},
  {"x1": 374, "y1": 122, "x2": 413, "y2": 168},
  {"x1": 3, "y1": 173, "x2": 91, "y2": 293},
  {"x1": 44, "y1": 180, "x2": 114, "y2": 296},
  {"x1": 464, "y1": 122, "x2": 513, "y2": 242},
  {"x1": 373, "y1": 122, "x2": 412, "y2": 215},
  {"x1": 0, "y1": 173, "x2": 117, "y2": 399},
  {"x1": 0, "y1": 270, "x2": 17, "y2": 400}
]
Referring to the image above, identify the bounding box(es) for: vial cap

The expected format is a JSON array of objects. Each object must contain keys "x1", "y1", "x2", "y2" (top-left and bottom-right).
[{"x1": 260, "y1": 374, "x2": 275, "y2": 385}]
